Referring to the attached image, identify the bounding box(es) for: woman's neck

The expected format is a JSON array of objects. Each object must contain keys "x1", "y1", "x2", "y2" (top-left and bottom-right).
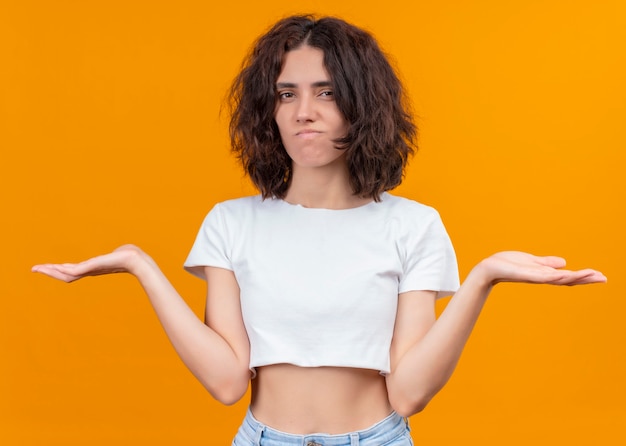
[{"x1": 284, "y1": 164, "x2": 371, "y2": 210}]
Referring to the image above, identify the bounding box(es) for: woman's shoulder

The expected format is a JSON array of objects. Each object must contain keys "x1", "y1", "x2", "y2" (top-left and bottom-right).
[
  {"x1": 214, "y1": 194, "x2": 263, "y2": 209},
  {"x1": 379, "y1": 193, "x2": 441, "y2": 218},
  {"x1": 207, "y1": 194, "x2": 285, "y2": 218}
]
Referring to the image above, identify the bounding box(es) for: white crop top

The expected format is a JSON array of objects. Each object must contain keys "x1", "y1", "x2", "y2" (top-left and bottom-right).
[{"x1": 184, "y1": 193, "x2": 459, "y2": 375}]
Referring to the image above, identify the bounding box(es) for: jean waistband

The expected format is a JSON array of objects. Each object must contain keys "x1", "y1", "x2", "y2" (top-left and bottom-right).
[{"x1": 240, "y1": 407, "x2": 409, "y2": 445}]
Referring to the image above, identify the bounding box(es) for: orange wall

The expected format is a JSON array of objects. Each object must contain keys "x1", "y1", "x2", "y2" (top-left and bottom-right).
[{"x1": 1, "y1": 0, "x2": 624, "y2": 444}]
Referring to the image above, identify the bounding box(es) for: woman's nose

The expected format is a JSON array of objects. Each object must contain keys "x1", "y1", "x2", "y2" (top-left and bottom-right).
[{"x1": 296, "y1": 96, "x2": 315, "y2": 122}]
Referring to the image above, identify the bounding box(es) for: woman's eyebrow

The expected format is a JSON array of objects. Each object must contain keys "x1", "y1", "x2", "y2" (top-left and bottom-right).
[{"x1": 276, "y1": 81, "x2": 332, "y2": 88}]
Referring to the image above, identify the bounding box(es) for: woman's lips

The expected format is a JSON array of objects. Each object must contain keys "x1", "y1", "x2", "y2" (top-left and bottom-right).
[{"x1": 296, "y1": 129, "x2": 322, "y2": 139}]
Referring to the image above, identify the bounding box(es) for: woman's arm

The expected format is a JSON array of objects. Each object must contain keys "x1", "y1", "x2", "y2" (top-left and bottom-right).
[
  {"x1": 386, "y1": 251, "x2": 606, "y2": 417},
  {"x1": 32, "y1": 244, "x2": 251, "y2": 405}
]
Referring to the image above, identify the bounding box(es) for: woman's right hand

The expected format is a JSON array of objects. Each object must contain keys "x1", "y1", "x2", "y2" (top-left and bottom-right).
[
  {"x1": 32, "y1": 244, "x2": 251, "y2": 404},
  {"x1": 31, "y1": 244, "x2": 149, "y2": 283}
]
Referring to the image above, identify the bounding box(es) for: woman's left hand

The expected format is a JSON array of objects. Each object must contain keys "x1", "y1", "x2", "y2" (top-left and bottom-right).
[{"x1": 471, "y1": 251, "x2": 607, "y2": 287}]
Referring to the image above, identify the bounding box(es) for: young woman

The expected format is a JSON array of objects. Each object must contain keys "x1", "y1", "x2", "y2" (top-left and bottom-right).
[{"x1": 32, "y1": 15, "x2": 606, "y2": 446}]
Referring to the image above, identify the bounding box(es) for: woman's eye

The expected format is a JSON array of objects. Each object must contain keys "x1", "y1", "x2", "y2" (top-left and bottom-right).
[
  {"x1": 320, "y1": 90, "x2": 334, "y2": 98},
  {"x1": 278, "y1": 92, "x2": 294, "y2": 100}
]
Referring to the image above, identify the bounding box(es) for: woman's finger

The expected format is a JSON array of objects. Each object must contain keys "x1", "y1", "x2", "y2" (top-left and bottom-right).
[{"x1": 32, "y1": 264, "x2": 81, "y2": 282}]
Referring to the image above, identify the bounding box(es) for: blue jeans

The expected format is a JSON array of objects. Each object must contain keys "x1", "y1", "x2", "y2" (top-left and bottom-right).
[{"x1": 232, "y1": 408, "x2": 414, "y2": 445}]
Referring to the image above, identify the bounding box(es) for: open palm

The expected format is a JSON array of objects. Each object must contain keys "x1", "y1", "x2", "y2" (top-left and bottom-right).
[
  {"x1": 31, "y1": 244, "x2": 146, "y2": 283},
  {"x1": 478, "y1": 251, "x2": 606, "y2": 286}
]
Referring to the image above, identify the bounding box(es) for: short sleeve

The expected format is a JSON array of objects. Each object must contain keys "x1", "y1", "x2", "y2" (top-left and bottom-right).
[
  {"x1": 183, "y1": 204, "x2": 233, "y2": 280},
  {"x1": 399, "y1": 211, "x2": 460, "y2": 298}
]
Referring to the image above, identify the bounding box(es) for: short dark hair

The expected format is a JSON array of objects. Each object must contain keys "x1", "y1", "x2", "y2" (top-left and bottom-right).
[{"x1": 228, "y1": 15, "x2": 417, "y2": 200}]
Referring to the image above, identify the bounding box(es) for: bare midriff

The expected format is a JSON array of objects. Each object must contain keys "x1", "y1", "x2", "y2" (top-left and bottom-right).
[{"x1": 250, "y1": 364, "x2": 393, "y2": 435}]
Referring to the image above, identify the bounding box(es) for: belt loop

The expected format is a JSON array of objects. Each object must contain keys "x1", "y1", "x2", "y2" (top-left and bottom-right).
[
  {"x1": 253, "y1": 424, "x2": 264, "y2": 446},
  {"x1": 350, "y1": 432, "x2": 359, "y2": 446}
]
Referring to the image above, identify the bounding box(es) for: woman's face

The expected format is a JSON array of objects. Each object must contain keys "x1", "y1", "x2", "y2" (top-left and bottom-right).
[{"x1": 274, "y1": 45, "x2": 349, "y2": 171}]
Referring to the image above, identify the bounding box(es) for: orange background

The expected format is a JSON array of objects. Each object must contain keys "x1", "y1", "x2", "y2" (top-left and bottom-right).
[{"x1": 1, "y1": 0, "x2": 624, "y2": 444}]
